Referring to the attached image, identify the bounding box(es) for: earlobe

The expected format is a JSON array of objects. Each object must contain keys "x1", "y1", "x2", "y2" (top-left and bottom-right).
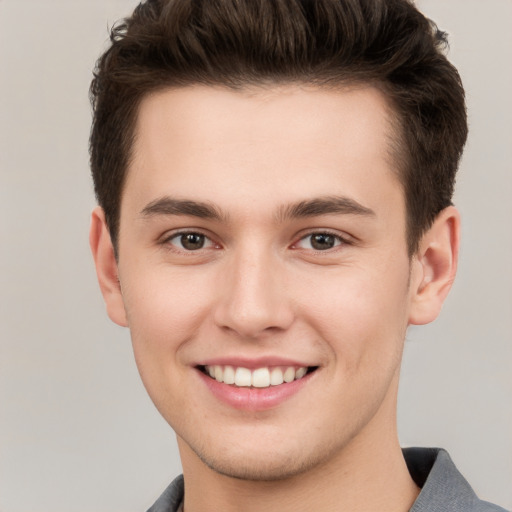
[
  {"x1": 89, "y1": 207, "x2": 128, "y2": 327},
  {"x1": 408, "y1": 206, "x2": 460, "y2": 325}
]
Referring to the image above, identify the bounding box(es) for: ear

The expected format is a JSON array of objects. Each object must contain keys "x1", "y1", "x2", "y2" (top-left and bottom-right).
[
  {"x1": 89, "y1": 206, "x2": 128, "y2": 327},
  {"x1": 408, "y1": 206, "x2": 460, "y2": 325}
]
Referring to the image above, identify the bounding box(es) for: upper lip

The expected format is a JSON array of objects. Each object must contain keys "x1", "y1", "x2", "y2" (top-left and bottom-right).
[{"x1": 195, "y1": 356, "x2": 315, "y2": 369}]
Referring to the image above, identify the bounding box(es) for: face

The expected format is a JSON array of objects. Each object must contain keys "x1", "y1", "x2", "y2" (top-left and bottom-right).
[{"x1": 108, "y1": 85, "x2": 423, "y2": 480}]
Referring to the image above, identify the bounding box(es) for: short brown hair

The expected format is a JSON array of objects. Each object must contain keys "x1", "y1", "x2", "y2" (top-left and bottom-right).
[{"x1": 90, "y1": 0, "x2": 467, "y2": 255}]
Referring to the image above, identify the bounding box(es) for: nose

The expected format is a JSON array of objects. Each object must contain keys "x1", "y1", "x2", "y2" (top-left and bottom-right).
[{"x1": 213, "y1": 247, "x2": 294, "y2": 339}]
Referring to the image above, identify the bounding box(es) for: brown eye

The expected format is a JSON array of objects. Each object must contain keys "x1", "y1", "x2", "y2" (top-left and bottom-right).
[
  {"x1": 168, "y1": 232, "x2": 214, "y2": 251},
  {"x1": 311, "y1": 234, "x2": 336, "y2": 250},
  {"x1": 295, "y1": 232, "x2": 343, "y2": 251},
  {"x1": 180, "y1": 233, "x2": 205, "y2": 250}
]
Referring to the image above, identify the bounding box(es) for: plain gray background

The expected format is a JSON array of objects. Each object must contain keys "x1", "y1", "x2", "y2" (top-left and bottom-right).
[{"x1": 1, "y1": 1, "x2": 511, "y2": 511}]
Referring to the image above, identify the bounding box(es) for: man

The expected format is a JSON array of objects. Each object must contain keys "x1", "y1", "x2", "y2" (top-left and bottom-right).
[{"x1": 88, "y1": 0, "x2": 507, "y2": 511}]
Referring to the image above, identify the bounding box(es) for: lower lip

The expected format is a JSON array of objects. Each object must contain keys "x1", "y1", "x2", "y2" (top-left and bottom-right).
[{"x1": 197, "y1": 369, "x2": 314, "y2": 411}]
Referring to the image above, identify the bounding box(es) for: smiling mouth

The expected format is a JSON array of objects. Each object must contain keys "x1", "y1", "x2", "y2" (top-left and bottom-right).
[{"x1": 198, "y1": 365, "x2": 318, "y2": 388}]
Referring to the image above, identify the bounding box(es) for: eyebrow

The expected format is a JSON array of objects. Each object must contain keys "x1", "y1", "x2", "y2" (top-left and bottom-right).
[
  {"x1": 140, "y1": 197, "x2": 225, "y2": 221},
  {"x1": 139, "y1": 195, "x2": 375, "y2": 222},
  {"x1": 277, "y1": 196, "x2": 375, "y2": 221}
]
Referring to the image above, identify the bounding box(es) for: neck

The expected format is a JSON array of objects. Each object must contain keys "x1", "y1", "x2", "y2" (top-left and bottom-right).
[
  {"x1": 178, "y1": 382, "x2": 419, "y2": 512},
  {"x1": 180, "y1": 443, "x2": 418, "y2": 512}
]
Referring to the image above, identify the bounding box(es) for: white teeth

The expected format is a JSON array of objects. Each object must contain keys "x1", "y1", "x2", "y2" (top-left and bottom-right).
[
  {"x1": 234, "y1": 367, "x2": 252, "y2": 387},
  {"x1": 223, "y1": 365, "x2": 235, "y2": 385},
  {"x1": 295, "y1": 367, "x2": 307, "y2": 379},
  {"x1": 283, "y1": 367, "x2": 295, "y2": 383},
  {"x1": 204, "y1": 365, "x2": 310, "y2": 388},
  {"x1": 270, "y1": 367, "x2": 284, "y2": 386},
  {"x1": 252, "y1": 368, "x2": 270, "y2": 388}
]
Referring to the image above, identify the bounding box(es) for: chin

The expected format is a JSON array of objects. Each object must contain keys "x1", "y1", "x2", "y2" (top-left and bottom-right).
[
  {"x1": 179, "y1": 429, "x2": 341, "y2": 483},
  {"x1": 198, "y1": 449, "x2": 319, "y2": 482}
]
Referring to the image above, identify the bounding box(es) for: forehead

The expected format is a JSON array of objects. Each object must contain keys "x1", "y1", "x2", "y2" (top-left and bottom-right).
[{"x1": 125, "y1": 84, "x2": 402, "y2": 219}]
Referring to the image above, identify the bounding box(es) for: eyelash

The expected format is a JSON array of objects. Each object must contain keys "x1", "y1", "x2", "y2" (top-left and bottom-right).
[{"x1": 161, "y1": 229, "x2": 350, "y2": 253}]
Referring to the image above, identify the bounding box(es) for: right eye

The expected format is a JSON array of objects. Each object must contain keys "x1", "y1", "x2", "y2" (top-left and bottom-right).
[{"x1": 166, "y1": 232, "x2": 215, "y2": 251}]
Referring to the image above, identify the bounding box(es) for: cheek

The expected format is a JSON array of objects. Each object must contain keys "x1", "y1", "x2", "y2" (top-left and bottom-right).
[
  {"x1": 118, "y1": 266, "x2": 217, "y2": 418},
  {"x1": 294, "y1": 262, "x2": 410, "y2": 364},
  {"x1": 120, "y1": 266, "x2": 215, "y2": 356}
]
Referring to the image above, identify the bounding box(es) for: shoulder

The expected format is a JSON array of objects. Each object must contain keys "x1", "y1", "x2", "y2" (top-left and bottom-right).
[
  {"x1": 404, "y1": 448, "x2": 509, "y2": 512},
  {"x1": 476, "y1": 501, "x2": 510, "y2": 512}
]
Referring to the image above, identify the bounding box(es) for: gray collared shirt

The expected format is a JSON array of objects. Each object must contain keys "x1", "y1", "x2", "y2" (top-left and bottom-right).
[{"x1": 147, "y1": 448, "x2": 509, "y2": 512}]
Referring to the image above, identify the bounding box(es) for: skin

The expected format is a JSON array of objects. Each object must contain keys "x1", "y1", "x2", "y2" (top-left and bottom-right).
[{"x1": 90, "y1": 84, "x2": 459, "y2": 512}]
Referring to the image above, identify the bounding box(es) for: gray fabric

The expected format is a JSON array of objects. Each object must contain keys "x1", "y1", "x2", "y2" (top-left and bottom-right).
[
  {"x1": 146, "y1": 448, "x2": 509, "y2": 512},
  {"x1": 146, "y1": 474, "x2": 183, "y2": 512},
  {"x1": 404, "y1": 448, "x2": 508, "y2": 512}
]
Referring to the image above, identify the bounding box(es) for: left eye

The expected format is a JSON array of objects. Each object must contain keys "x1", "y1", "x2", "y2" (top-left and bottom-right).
[
  {"x1": 295, "y1": 233, "x2": 343, "y2": 251},
  {"x1": 168, "y1": 232, "x2": 215, "y2": 251}
]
